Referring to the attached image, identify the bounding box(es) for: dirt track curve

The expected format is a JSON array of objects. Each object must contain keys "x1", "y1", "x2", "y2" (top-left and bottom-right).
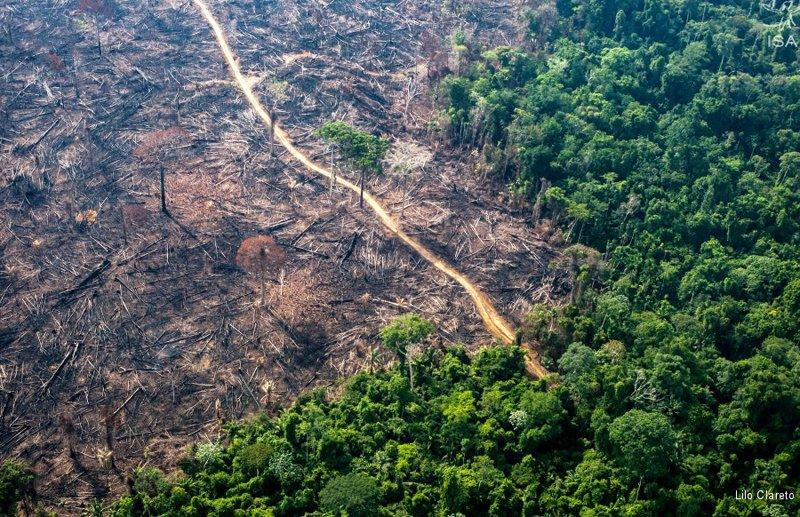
[{"x1": 194, "y1": 0, "x2": 548, "y2": 379}]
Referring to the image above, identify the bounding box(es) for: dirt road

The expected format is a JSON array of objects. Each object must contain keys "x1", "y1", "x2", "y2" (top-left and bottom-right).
[{"x1": 193, "y1": 0, "x2": 548, "y2": 378}]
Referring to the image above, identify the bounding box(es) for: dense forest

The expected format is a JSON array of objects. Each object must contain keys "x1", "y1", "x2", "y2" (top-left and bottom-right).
[
  {"x1": 437, "y1": 0, "x2": 800, "y2": 513},
  {"x1": 3, "y1": 0, "x2": 799, "y2": 514}
]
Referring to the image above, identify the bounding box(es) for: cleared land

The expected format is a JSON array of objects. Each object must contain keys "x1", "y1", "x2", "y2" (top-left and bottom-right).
[{"x1": 0, "y1": 0, "x2": 562, "y2": 509}]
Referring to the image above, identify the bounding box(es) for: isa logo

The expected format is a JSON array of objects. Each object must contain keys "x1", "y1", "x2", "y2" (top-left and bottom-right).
[{"x1": 761, "y1": 0, "x2": 799, "y2": 47}]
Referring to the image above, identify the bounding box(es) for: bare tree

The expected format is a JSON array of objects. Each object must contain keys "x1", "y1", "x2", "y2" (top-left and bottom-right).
[
  {"x1": 120, "y1": 203, "x2": 150, "y2": 244},
  {"x1": 401, "y1": 75, "x2": 421, "y2": 127},
  {"x1": 59, "y1": 412, "x2": 78, "y2": 462},
  {"x1": 133, "y1": 127, "x2": 190, "y2": 217},
  {"x1": 235, "y1": 235, "x2": 287, "y2": 308},
  {"x1": 531, "y1": 178, "x2": 551, "y2": 223}
]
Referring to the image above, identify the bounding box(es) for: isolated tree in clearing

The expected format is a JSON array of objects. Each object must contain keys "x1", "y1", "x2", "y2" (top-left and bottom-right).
[
  {"x1": 132, "y1": 126, "x2": 190, "y2": 217},
  {"x1": 315, "y1": 121, "x2": 389, "y2": 208},
  {"x1": 235, "y1": 235, "x2": 287, "y2": 308},
  {"x1": 380, "y1": 313, "x2": 435, "y2": 363},
  {"x1": 120, "y1": 203, "x2": 150, "y2": 243}
]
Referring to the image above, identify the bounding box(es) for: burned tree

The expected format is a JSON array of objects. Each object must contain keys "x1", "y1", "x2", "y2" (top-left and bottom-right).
[
  {"x1": 132, "y1": 127, "x2": 191, "y2": 217},
  {"x1": 98, "y1": 405, "x2": 119, "y2": 473},
  {"x1": 235, "y1": 235, "x2": 287, "y2": 308},
  {"x1": 59, "y1": 412, "x2": 79, "y2": 463},
  {"x1": 421, "y1": 30, "x2": 451, "y2": 84},
  {"x1": 120, "y1": 203, "x2": 150, "y2": 243}
]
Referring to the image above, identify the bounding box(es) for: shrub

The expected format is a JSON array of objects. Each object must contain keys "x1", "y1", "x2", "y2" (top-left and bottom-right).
[
  {"x1": 319, "y1": 473, "x2": 381, "y2": 517},
  {"x1": 0, "y1": 461, "x2": 34, "y2": 515}
]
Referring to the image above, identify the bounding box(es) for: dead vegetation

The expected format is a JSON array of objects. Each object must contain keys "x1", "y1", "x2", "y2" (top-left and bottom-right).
[{"x1": 0, "y1": 0, "x2": 564, "y2": 512}]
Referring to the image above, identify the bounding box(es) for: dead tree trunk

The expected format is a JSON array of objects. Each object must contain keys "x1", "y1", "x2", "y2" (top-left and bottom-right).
[
  {"x1": 121, "y1": 206, "x2": 128, "y2": 244},
  {"x1": 329, "y1": 147, "x2": 336, "y2": 192},
  {"x1": 531, "y1": 178, "x2": 551, "y2": 223},
  {"x1": 268, "y1": 108, "x2": 275, "y2": 157},
  {"x1": 259, "y1": 265, "x2": 266, "y2": 308},
  {"x1": 263, "y1": 380, "x2": 274, "y2": 411},
  {"x1": 102, "y1": 406, "x2": 119, "y2": 474},
  {"x1": 359, "y1": 169, "x2": 365, "y2": 208},
  {"x1": 59, "y1": 413, "x2": 78, "y2": 462},
  {"x1": 368, "y1": 347, "x2": 376, "y2": 374},
  {"x1": 159, "y1": 166, "x2": 169, "y2": 216},
  {"x1": 0, "y1": 390, "x2": 14, "y2": 425}
]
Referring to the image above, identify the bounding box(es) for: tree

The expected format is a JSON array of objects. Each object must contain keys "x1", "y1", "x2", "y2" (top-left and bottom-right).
[
  {"x1": 0, "y1": 461, "x2": 35, "y2": 515},
  {"x1": 239, "y1": 442, "x2": 273, "y2": 475},
  {"x1": 608, "y1": 410, "x2": 677, "y2": 482},
  {"x1": 235, "y1": 235, "x2": 287, "y2": 308},
  {"x1": 132, "y1": 127, "x2": 190, "y2": 217},
  {"x1": 120, "y1": 203, "x2": 150, "y2": 244},
  {"x1": 319, "y1": 473, "x2": 381, "y2": 517},
  {"x1": 316, "y1": 121, "x2": 390, "y2": 208},
  {"x1": 778, "y1": 151, "x2": 800, "y2": 186},
  {"x1": 540, "y1": 449, "x2": 627, "y2": 514},
  {"x1": 526, "y1": 1, "x2": 558, "y2": 44},
  {"x1": 384, "y1": 140, "x2": 433, "y2": 178},
  {"x1": 159, "y1": 165, "x2": 168, "y2": 216},
  {"x1": 379, "y1": 313, "x2": 434, "y2": 388},
  {"x1": 517, "y1": 389, "x2": 567, "y2": 450},
  {"x1": 450, "y1": 29, "x2": 470, "y2": 75},
  {"x1": 558, "y1": 342, "x2": 597, "y2": 383}
]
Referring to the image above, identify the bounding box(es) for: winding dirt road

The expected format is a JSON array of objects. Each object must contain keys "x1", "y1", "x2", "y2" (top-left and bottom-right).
[{"x1": 194, "y1": 0, "x2": 548, "y2": 378}]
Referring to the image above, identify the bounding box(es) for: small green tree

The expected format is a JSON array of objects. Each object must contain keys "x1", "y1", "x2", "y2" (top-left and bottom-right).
[
  {"x1": 380, "y1": 314, "x2": 435, "y2": 359},
  {"x1": 236, "y1": 442, "x2": 272, "y2": 476},
  {"x1": 315, "y1": 121, "x2": 389, "y2": 208},
  {"x1": 319, "y1": 472, "x2": 381, "y2": 517},
  {"x1": 115, "y1": 467, "x2": 172, "y2": 516},
  {"x1": 0, "y1": 461, "x2": 35, "y2": 515},
  {"x1": 380, "y1": 313, "x2": 435, "y2": 389}
]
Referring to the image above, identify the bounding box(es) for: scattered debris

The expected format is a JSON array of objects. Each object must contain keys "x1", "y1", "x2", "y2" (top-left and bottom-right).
[{"x1": 0, "y1": 0, "x2": 561, "y2": 511}]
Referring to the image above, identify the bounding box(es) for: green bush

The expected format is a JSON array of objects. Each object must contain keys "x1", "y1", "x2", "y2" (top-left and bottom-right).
[
  {"x1": 318, "y1": 473, "x2": 381, "y2": 517},
  {"x1": 0, "y1": 461, "x2": 34, "y2": 515},
  {"x1": 236, "y1": 442, "x2": 272, "y2": 475}
]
